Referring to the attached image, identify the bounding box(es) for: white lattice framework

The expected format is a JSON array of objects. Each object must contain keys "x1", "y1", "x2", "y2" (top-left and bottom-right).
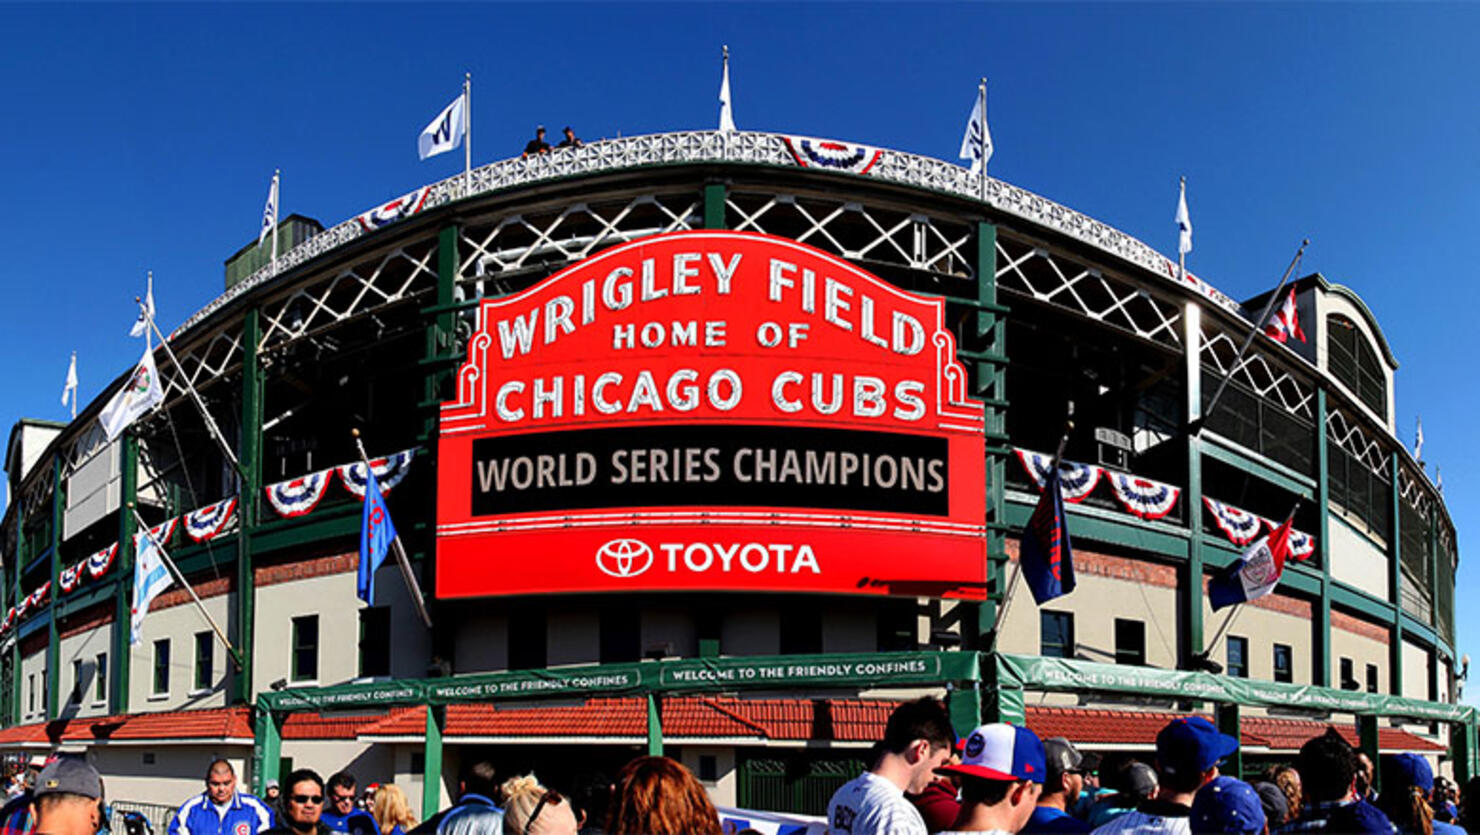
[
  {"x1": 995, "y1": 236, "x2": 1183, "y2": 348},
  {"x1": 459, "y1": 193, "x2": 700, "y2": 280},
  {"x1": 1399, "y1": 467, "x2": 1433, "y2": 518},
  {"x1": 1325, "y1": 408, "x2": 1390, "y2": 480},
  {"x1": 727, "y1": 192, "x2": 974, "y2": 279},
  {"x1": 1199, "y1": 325, "x2": 1315, "y2": 421}
]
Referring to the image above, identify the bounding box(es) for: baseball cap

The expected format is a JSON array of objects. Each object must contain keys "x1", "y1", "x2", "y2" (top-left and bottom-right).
[
  {"x1": 1123, "y1": 762, "x2": 1159, "y2": 798},
  {"x1": 1381, "y1": 753, "x2": 1434, "y2": 793},
  {"x1": 1190, "y1": 776, "x2": 1266, "y2": 834},
  {"x1": 34, "y1": 757, "x2": 102, "y2": 800},
  {"x1": 936, "y1": 723, "x2": 1047, "y2": 784},
  {"x1": 1157, "y1": 716, "x2": 1239, "y2": 778},
  {"x1": 1043, "y1": 737, "x2": 1085, "y2": 781},
  {"x1": 266, "y1": 779, "x2": 279, "y2": 790}
]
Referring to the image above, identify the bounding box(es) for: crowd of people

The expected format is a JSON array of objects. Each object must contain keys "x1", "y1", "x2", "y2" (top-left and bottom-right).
[
  {"x1": 830, "y1": 697, "x2": 1477, "y2": 835},
  {"x1": 0, "y1": 699, "x2": 1473, "y2": 835}
]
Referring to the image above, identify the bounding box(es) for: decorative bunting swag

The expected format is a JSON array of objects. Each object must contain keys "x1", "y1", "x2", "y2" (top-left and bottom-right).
[
  {"x1": 1015, "y1": 448, "x2": 1102, "y2": 503},
  {"x1": 781, "y1": 136, "x2": 884, "y2": 175},
  {"x1": 87, "y1": 544, "x2": 118, "y2": 579},
  {"x1": 1203, "y1": 497, "x2": 1265, "y2": 546},
  {"x1": 265, "y1": 470, "x2": 333, "y2": 518},
  {"x1": 185, "y1": 497, "x2": 238, "y2": 542},
  {"x1": 1107, "y1": 472, "x2": 1182, "y2": 520},
  {"x1": 337, "y1": 449, "x2": 416, "y2": 498}
]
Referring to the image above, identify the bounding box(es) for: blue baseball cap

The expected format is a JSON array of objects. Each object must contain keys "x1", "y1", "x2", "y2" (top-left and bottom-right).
[
  {"x1": 1381, "y1": 753, "x2": 1434, "y2": 794},
  {"x1": 1157, "y1": 716, "x2": 1240, "y2": 778},
  {"x1": 1191, "y1": 776, "x2": 1266, "y2": 834},
  {"x1": 937, "y1": 723, "x2": 1047, "y2": 784}
]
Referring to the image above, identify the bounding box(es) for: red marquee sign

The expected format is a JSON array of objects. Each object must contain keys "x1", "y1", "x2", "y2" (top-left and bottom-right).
[{"x1": 437, "y1": 231, "x2": 986, "y2": 599}]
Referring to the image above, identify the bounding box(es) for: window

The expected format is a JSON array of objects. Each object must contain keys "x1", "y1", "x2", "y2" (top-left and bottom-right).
[
  {"x1": 1273, "y1": 644, "x2": 1293, "y2": 683},
  {"x1": 1041, "y1": 611, "x2": 1074, "y2": 658},
  {"x1": 70, "y1": 659, "x2": 82, "y2": 705},
  {"x1": 1114, "y1": 619, "x2": 1146, "y2": 666},
  {"x1": 698, "y1": 755, "x2": 718, "y2": 782},
  {"x1": 359, "y1": 607, "x2": 391, "y2": 678},
  {"x1": 1227, "y1": 636, "x2": 1249, "y2": 679},
  {"x1": 1340, "y1": 657, "x2": 1356, "y2": 689},
  {"x1": 94, "y1": 654, "x2": 107, "y2": 703},
  {"x1": 1366, "y1": 663, "x2": 1380, "y2": 694},
  {"x1": 27, "y1": 674, "x2": 34, "y2": 714},
  {"x1": 291, "y1": 615, "x2": 318, "y2": 682},
  {"x1": 1327, "y1": 315, "x2": 1386, "y2": 419},
  {"x1": 194, "y1": 631, "x2": 213, "y2": 691},
  {"x1": 153, "y1": 639, "x2": 171, "y2": 694}
]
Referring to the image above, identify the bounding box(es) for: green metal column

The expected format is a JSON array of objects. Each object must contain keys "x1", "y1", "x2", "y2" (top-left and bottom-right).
[
  {"x1": 45, "y1": 456, "x2": 61, "y2": 719},
  {"x1": 703, "y1": 183, "x2": 727, "y2": 230},
  {"x1": 253, "y1": 704, "x2": 282, "y2": 793},
  {"x1": 110, "y1": 432, "x2": 138, "y2": 714},
  {"x1": 1389, "y1": 454, "x2": 1404, "y2": 694},
  {"x1": 10, "y1": 505, "x2": 25, "y2": 724},
  {"x1": 423, "y1": 705, "x2": 445, "y2": 820},
  {"x1": 975, "y1": 221, "x2": 1009, "y2": 648},
  {"x1": 1358, "y1": 714, "x2": 1380, "y2": 793},
  {"x1": 1215, "y1": 703, "x2": 1242, "y2": 778},
  {"x1": 646, "y1": 693, "x2": 664, "y2": 756},
  {"x1": 235, "y1": 309, "x2": 263, "y2": 705},
  {"x1": 1314, "y1": 390, "x2": 1332, "y2": 688},
  {"x1": 1184, "y1": 304, "x2": 1205, "y2": 663}
]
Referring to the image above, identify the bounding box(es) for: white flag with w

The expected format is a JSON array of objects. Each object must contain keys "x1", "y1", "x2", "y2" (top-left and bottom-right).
[
  {"x1": 99, "y1": 346, "x2": 165, "y2": 441},
  {"x1": 718, "y1": 46, "x2": 736, "y2": 133},
  {"x1": 959, "y1": 81, "x2": 993, "y2": 175},
  {"x1": 130, "y1": 525, "x2": 175, "y2": 645},
  {"x1": 419, "y1": 93, "x2": 466, "y2": 160},
  {"x1": 259, "y1": 172, "x2": 279, "y2": 247}
]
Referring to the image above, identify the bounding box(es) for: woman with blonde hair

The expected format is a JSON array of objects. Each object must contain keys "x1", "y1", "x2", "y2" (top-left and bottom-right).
[
  {"x1": 501, "y1": 774, "x2": 577, "y2": 835},
  {"x1": 371, "y1": 784, "x2": 417, "y2": 835},
  {"x1": 606, "y1": 756, "x2": 720, "y2": 835}
]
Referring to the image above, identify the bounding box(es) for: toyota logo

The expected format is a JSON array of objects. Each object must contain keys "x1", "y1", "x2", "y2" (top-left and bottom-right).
[{"x1": 596, "y1": 538, "x2": 654, "y2": 578}]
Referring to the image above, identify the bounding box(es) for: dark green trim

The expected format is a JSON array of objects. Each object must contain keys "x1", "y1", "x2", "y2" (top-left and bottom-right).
[
  {"x1": 55, "y1": 583, "x2": 116, "y2": 620},
  {"x1": 110, "y1": 433, "x2": 138, "y2": 714},
  {"x1": 646, "y1": 693, "x2": 663, "y2": 756},
  {"x1": 252, "y1": 706, "x2": 282, "y2": 793},
  {"x1": 1315, "y1": 389, "x2": 1333, "y2": 689},
  {"x1": 423, "y1": 705, "x2": 445, "y2": 819},
  {"x1": 45, "y1": 456, "x2": 61, "y2": 719},
  {"x1": 236, "y1": 308, "x2": 263, "y2": 705},
  {"x1": 977, "y1": 221, "x2": 1006, "y2": 648},
  {"x1": 1358, "y1": 714, "x2": 1380, "y2": 793},
  {"x1": 703, "y1": 183, "x2": 727, "y2": 230},
  {"x1": 1216, "y1": 703, "x2": 1242, "y2": 777},
  {"x1": 249, "y1": 506, "x2": 360, "y2": 555},
  {"x1": 1331, "y1": 583, "x2": 1398, "y2": 624},
  {"x1": 1198, "y1": 435, "x2": 1316, "y2": 498}
]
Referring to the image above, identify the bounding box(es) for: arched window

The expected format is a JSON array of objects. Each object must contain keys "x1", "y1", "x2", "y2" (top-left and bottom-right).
[{"x1": 1327, "y1": 315, "x2": 1386, "y2": 418}]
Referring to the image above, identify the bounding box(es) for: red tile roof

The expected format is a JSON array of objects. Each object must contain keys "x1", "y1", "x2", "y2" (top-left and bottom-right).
[
  {"x1": 1026, "y1": 706, "x2": 1444, "y2": 753},
  {"x1": 0, "y1": 707, "x2": 253, "y2": 748}
]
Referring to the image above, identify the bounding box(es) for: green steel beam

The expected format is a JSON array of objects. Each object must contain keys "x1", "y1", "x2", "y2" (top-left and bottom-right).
[
  {"x1": 423, "y1": 705, "x2": 445, "y2": 820},
  {"x1": 1197, "y1": 436, "x2": 1316, "y2": 499},
  {"x1": 110, "y1": 433, "x2": 138, "y2": 714},
  {"x1": 703, "y1": 183, "x2": 727, "y2": 230},
  {"x1": 235, "y1": 308, "x2": 263, "y2": 705},
  {"x1": 1184, "y1": 306, "x2": 1205, "y2": 667},
  {"x1": 976, "y1": 221, "x2": 1005, "y2": 649},
  {"x1": 1216, "y1": 703, "x2": 1242, "y2": 778},
  {"x1": 1390, "y1": 453, "x2": 1404, "y2": 694},
  {"x1": 1358, "y1": 714, "x2": 1380, "y2": 793},
  {"x1": 249, "y1": 507, "x2": 360, "y2": 555},
  {"x1": 1314, "y1": 389, "x2": 1333, "y2": 689},
  {"x1": 646, "y1": 693, "x2": 664, "y2": 756},
  {"x1": 45, "y1": 456, "x2": 61, "y2": 720},
  {"x1": 1331, "y1": 583, "x2": 1402, "y2": 625}
]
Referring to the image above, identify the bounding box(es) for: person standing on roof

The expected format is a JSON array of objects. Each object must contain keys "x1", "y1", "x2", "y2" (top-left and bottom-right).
[{"x1": 168, "y1": 760, "x2": 274, "y2": 835}]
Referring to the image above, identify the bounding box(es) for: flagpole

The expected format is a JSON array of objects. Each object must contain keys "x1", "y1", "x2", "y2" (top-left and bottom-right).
[
  {"x1": 463, "y1": 72, "x2": 472, "y2": 199},
  {"x1": 271, "y1": 170, "x2": 280, "y2": 277},
  {"x1": 352, "y1": 429, "x2": 433, "y2": 628},
  {"x1": 978, "y1": 78, "x2": 988, "y2": 201},
  {"x1": 1178, "y1": 177, "x2": 1187, "y2": 283},
  {"x1": 142, "y1": 301, "x2": 244, "y2": 475},
  {"x1": 990, "y1": 402, "x2": 1074, "y2": 651},
  {"x1": 129, "y1": 504, "x2": 244, "y2": 670},
  {"x1": 1192, "y1": 239, "x2": 1308, "y2": 435}
]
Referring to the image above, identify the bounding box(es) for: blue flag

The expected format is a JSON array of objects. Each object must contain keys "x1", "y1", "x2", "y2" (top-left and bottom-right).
[
  {"x1": 357, "y1": 469, "x2": 397, "y2": 605},
  {"x1": 1020, "y1": 463, "x2": 1075, "y2": 605}
]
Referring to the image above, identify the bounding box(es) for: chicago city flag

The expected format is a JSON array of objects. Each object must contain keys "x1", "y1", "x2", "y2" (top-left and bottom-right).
[
  {"x1": 1020, "y1": 463, "x2": 1076, "y2": 604},
  {"x1": 130, "y1": 526, "x2": 174, "y2": 644},
  {"x1": 1208, "y1": 514, "x2": 1298, "y2": 610},
  {"x1": 357, "y1": 469, "x2": 398, "y2": 605}
]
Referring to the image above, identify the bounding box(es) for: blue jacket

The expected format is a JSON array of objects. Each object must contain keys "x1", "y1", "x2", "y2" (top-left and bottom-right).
[
  {"x1": 319, "y1": 809, "x2": 377, "y2": 835},
  {"x1": 169, "y1": 792, "x2": 274, "y2": 835}
]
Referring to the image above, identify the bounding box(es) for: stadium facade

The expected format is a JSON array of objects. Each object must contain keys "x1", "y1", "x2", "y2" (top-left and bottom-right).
[{"x1": 0, "y1": 130, "x2": 1468, "y2": 817}]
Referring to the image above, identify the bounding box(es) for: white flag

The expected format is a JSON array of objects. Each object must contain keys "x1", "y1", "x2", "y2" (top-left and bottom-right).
[
  {"x1": 61, "y1": 353, "x2": 77, "y2": 406},
  {"x1": 130, "y1": 526, "x2": 175, "y2": 645},
  {"x1": 1415, "y1": 416, "x2": 1425, "y2": 460},
  {"x1": 419, "y1": 93, "x2": 466, "y2": 160},
  {"x1": 99, "y1": 347, "x2": 165, "y2": 441},
  {"x1": 1177, "y1": 179, "x2": 1193, "y2": 257},
  {"x1": 129, "y1": 273, "x2": 155, "y2": 338},
  {"x1": 259, "y1": 172, "x2": 279, "y2": 247},
  {"x1": 959, "y1": 83, "x2": 993, "y2": 175},
  {"x1": 718, "y1": 47, "x2": 736, "y2": 133}
]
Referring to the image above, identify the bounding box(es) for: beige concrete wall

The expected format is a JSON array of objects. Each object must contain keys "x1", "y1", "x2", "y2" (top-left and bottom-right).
[
  {"x1": 678, "y1": 746, "x2": 738, "y2": 808},
  {"x1": 996, "y1": 570, "x2": 1179, "y2": 670},
  {"x1": 280, "y1": 739, "x2": 393, "y2": 791},
  {"x1": 131, "y1": 592, "x2": 232, "y2": 712},
  {"x1": 1402, "y1": 640, "x2": 1430, "y2": 700},
  {"x1": 57, "y1": 624, "x2": 112, "y2": 719},
  {"x1": 1202, "y1": 600, "x2": 1316, "y2": 685},
  {"x1": 393, "y1": 744, "x2": 451, "y2": 822},
  {"x1": 20, "y1": 647, "x2": 46, "y2": 724},
  {"x1": 1330, "y1": 622, "x2": 1387, "y2": 691},
  {"x1": 88, "y1": 745, "x2": 250, "y2": 806},
  {"x1": 1328, "y1": 517, "x2": 1390, "y2": 601},
  {"x1": 253, "y1": 571, "x2": 362, "y2": 692}
]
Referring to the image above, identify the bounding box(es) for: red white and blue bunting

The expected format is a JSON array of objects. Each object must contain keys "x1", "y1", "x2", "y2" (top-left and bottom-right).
[
  {"x1": 146, "y1": 517, "x2": 178, "y2": 548},
  {"x1": 337, "y1": 449, "x2": 416, "y2": 498},
  {"x1": 356, "y1": 186, "x2": 430, "y2": 232},
  {"x1": 185, "y1": 497, "x2": 238, "y2": 542},
  {"x1": 781, "y1": 135, "x2": 884, "y2": 175},
  {"x1": 1203, "y1": 497, "x2": 1264, "y2": 546},
  {"x1": 1107, "y1": 472, "x2": 1182, "y2": 521},
  {"x1": 1015, "y1": 449, "x2": 1102, "y2": 503},
  {"x1": 1263, "y1": 516, "x2": 1316, "y2": 560},
  {"x1": 265, "y1": 470, "x2": 333, "y2": 518},
  {"x1": 87, "y1": 544, "x2": 118, "y2": 579},
  {"x1": 59, "y1": 563, "x2": 84, "y2": 593}
]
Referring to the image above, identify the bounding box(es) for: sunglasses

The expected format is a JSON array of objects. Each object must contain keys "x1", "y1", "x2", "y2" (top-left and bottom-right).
[
  {"x1": 524, "y1": 790, "x2": 564, "y2": 835},
  {"x1": 291, "y1": 795, "x2": 324, "y2": 805}
]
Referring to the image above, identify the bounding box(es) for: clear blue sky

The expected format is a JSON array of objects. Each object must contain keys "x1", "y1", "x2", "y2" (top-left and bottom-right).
[{"x1": 3, "y1": 3, "x2": 1476, "y2": 688}]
